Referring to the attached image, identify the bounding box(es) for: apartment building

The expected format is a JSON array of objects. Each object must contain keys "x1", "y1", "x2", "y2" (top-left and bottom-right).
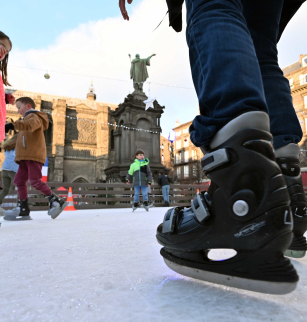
[
  {"x1": 172, "y1": 120, "x2": 204, "y2": 183},
  {"x1": 283, "y1": 54, "x2": 307, "y2": 165}
]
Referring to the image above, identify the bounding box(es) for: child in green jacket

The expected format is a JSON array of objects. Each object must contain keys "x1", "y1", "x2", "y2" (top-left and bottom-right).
[{"x1": 126, "y1": 149, "x2": 152, "y2": 211}]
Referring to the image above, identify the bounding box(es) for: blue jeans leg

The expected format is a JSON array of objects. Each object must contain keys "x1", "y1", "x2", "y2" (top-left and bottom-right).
[
  {"x1": 141, "y1": 186, "x2": 148, "y2": 201},
  {"x1": 185, "y1": 0, "x2": 269, "y2": 148},
  {"x1": 242, "y1": 0, "x2": 302, "y2": 149},
  {"x1": 162, "y1": 185, "x2": 170, "y2": 203},
  {"x1": 134, "y1": 186, "x2": 140, "y2": 202}
]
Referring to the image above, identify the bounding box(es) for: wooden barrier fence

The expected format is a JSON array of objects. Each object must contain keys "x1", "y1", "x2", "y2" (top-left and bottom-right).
[{"x1": 0, "y1": 182, "x2": 208, "y2": 211}]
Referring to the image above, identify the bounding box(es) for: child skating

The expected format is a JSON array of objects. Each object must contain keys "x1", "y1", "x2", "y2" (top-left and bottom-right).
[
  {"x1": 126, "y1": 149, "x2": 152, "y2": 212},
  {"x1": 0, "y1": 134, "x2": 19, "y2": 216},
  {"x1": 4, "y1": 97, "x2": 68, "y2": 221},
  {"x1": 120, "y1": 0, "x2": 306, "y2": 294}
]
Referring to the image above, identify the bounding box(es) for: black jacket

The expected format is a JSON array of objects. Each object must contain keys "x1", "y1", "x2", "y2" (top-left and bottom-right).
[
  {"x1": 166, "y1": 0, "x2": 306, "y2": 40},
  {"x1": 158, "y1": 175, "x2": 171, "y2": 186}
]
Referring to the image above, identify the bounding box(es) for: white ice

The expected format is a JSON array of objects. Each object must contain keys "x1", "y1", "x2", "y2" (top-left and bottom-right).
[{"x1": 0, "y1": 208, "x2": 306, "y2": 322}]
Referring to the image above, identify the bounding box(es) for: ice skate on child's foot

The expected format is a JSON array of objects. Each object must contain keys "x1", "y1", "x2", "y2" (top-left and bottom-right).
[
  {"x1": 47, "y1": 193, "x2": 68, "y2": 219},
  {"x1": 275, "y1": 144, "x2": 307, "y2": 258},
  {"x1": 4, "y1": 199, "x2": 32, "y2": 221},
  {"x1": 143, "y1": 200, "x2": 149, "y2": 212},
  {"x1": 132, "y1": 202, "x2": 139, "y2": 212},
  {"x1": 156, "y1": 112, "x2": 298, "y2": 294}
]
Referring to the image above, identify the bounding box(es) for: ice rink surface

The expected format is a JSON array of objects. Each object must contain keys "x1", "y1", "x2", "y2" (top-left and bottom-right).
[{"x1": 0, "y1": 208, "x2": 306, "y2": 322}]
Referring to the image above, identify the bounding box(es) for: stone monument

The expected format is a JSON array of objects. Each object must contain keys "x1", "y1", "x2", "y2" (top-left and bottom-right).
[{"x1": 105, "y1": 53, "x2": 169, "y2": 183}]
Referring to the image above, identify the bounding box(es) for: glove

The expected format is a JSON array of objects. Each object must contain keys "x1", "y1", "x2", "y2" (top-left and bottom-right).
[{"x1": 5, "y1": 123, "x2": 14, "y2": 133}]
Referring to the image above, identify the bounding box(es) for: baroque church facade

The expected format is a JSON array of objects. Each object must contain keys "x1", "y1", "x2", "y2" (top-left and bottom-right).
[{"x1": 2, "y1": 85, "x2": 170, "y2": 183}]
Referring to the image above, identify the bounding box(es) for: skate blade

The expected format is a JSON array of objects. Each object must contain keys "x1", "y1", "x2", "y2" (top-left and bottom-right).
[
  {"x1": 284, "y1": 249, "x2": 306, "y2": 258},
  {"x1": 164, "y1": 258, "x2": 297, "y2": 295},
  {"x1": 3, "y1": 215, "x2": 32, "y2": 221},
  {"x1": 50, "y1": 202, "x2": 68, "y2": 219}
]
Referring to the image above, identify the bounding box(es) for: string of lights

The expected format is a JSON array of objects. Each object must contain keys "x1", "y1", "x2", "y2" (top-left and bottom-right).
[
  {"x1": 8, "y1": 65, "x2": 195, "y2": 91},
  {"x1": 45, "y1": 111, "x2": 161, "y2": 134},
  {"x1": 9, "y1": 64, "x2": 307, "y2": 89}
]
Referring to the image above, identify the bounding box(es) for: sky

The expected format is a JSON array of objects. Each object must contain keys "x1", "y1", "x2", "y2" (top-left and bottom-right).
[{"x1": 2, "y1": 0, "x2": 307, "y2": 137}]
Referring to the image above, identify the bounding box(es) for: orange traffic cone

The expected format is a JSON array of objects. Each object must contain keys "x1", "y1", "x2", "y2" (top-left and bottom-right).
[{"x1": 64, "y1": 187, "x2": 77, "y2": 211}]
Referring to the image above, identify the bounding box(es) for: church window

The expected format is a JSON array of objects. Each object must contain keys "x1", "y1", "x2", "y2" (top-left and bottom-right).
[
  {"x1": 289, "y1": 79, "x2": 294, "y2": 89},
  {"x1": 176, "y1": 140, "x2": 181, "y2": 149}
]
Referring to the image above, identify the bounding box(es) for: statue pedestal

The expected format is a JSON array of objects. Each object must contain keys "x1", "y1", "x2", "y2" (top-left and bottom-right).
[
  {"x1": 105, "y1": 91, "x2": 169, "y2": 183},
  {"x1": 131, "y1": 90, "x2": 148, "y2": 101}
]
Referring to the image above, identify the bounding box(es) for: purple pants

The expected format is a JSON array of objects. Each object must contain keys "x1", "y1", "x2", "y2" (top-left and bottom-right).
[{"x1": 14, "y1": 160, "x2": 52, "y2": 200}]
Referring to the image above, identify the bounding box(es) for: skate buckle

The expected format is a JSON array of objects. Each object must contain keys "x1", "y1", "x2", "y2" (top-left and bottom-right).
[
  {"x1": 201, "y1": 149, "x2": 229, "y2": 172},
  {"x1": 191, "y1": 193, "x2": 210, "y2": 223},
  {"x1": 162, "y1": 208, "x2": 180, "y2": 234}
]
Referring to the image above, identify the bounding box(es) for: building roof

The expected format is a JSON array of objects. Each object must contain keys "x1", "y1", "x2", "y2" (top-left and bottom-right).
[
  {"x1": 282, "y1": 61, "x2": 302, "y2": 75},
  {"x1": 4, "y1": 88, "x2": 118, "y2": 111},
  {"x1": 172, "y1": 120, "x2": 193, "y2": 131}
]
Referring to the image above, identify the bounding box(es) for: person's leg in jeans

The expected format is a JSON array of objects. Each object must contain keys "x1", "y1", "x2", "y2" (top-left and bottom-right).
[
  {"x1": 187, "y1": 0, "x2": 269, "y2": 147},
  {"x1": 157, "y1": 0, "x2": 298, "y2": 293},
  {"x1": 242, "y1": 0, "x2": 307, "y2": 258},
  {"x1": 141, "y1": 186, "x2": 148, "y2": 201},
  {"x1": 134, "y1": 186, "x2": 140, "y2": 203},
  {"x1": 162, "y1": 185, "x2": 168, "y2": 203},
  {"x1": 242, "y1": 0, "x2": 302, "y2": 150},
  {"x1": 166, "y1": 185, "x2": 170, "y2": 203}
]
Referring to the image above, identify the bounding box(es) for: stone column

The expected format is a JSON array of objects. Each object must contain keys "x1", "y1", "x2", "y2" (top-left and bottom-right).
[
  {"x1": 96, "y1": 105, "x2": 109, "y2": 182},
  {"x1": 52, "y1": 99, "x2": 66, "y2": 182}
]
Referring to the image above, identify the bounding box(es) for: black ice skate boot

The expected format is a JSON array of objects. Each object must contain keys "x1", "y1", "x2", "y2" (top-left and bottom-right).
[
  {"x1": 156, "y1": 111, "x2": 298, "y2": 294},
  {"x1": 4, "y1": 199, "x2": 32, "y2": 221},
  {"x1": 275, "y1": 144, "x2": 307, "y2": 258},
  {"x1": 143, "y1": 200, "x2": 149, "y2": 212},
  {"x1": 47, "y1": 193, "x2": 68, "y2": 219},
  {"x1": 132, "y1": 202, "x2": 139, "y2": 212}
]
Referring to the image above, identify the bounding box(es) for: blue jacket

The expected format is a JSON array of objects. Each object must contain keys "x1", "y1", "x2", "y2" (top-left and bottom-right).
[{"x1": 1, "y1": 150, "x2": 19, "y2": 173}]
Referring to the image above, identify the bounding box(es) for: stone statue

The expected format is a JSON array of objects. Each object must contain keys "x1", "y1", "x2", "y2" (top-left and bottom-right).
[{"x1": 130, "y1": 53, "x2": 156, "y2": 92}]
